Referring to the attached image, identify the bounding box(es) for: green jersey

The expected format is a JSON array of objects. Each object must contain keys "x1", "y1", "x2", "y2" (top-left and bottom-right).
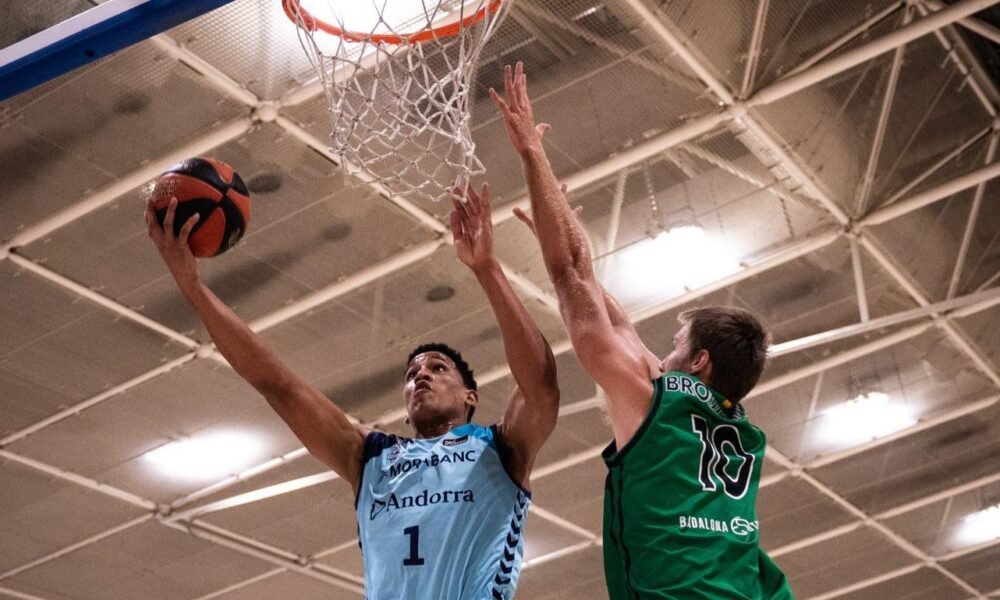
[{"x1": 602, "y1": 372, "x2": 793, "y2": 599}]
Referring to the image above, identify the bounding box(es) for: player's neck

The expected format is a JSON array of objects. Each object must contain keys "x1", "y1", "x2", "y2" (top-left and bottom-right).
[{"x1": 413, "y1": 419, "x2": 465, "y2": 439}]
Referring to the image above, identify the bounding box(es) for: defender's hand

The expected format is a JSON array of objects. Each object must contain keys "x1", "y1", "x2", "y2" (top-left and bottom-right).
[
  {"x1": 450, "y1": 182, "x2": 497, "y2": 272},
  {"x1": 511, "y1": 184, "x2": 578, "y2": 239},
  {"x1": 490, "y1": 62, "x2": 550, "y2": 157},
  {"x1": 145, "y1": 197, "x2": 200, "y2": 291}
]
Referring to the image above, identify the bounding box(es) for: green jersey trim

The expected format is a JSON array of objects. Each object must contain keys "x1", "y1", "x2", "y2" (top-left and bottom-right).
[{"x1": 602, "y1": 376, "x2": 665, "y2": 468}]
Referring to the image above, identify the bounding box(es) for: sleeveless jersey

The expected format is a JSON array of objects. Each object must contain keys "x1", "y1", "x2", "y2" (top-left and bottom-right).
[
  {"x1": 356, "y1": 423, "x2": 531, "y2": 600},
  {"x1": 603, "y1": 372, "x2": 793, "y2": 599}
]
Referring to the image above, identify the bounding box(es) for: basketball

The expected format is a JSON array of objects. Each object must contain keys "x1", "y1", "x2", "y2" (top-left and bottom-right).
[{"x1": 150, "y1": 157, "x2": 251, "y2": 258}]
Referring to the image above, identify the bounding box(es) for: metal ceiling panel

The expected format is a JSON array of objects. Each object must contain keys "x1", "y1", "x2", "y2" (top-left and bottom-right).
[
  {"x1": 6, "y1": 521, "x2": 274, "y2": 600},
  {"x1": 752, "y1": 0, "x2": 904, "y2": 88},
  {"x1": 883, "y1": 479, "x2": 1000, "y2": 557},
  {"x1": 200, "y1": 478, "x2": 359, "y2": 557},
  {"x1": 204, "y1": 569, "x2": 363, "y2": 600},
  {"x1": 0, "y1": 1, "x2": 94, "y2": 49},
  {"x1": 757, "y1": 476, "x2": 857, "y2": 552},
  {"x1": 835, "y1": 566, "x2": 970, "y2": 600},
  {"x1": 6, "y1": 359, "x2": 300, "y2": 498},
  {"x1": 2, "y1": 41, "x2": 247, "y2": 179},
  {"x1": 529, "y1": 455, "x2": 606, "y2": 534},
  {"x1": 942, "y1": 543, "x2": 1000, "y2": 594},
  {"x1": 0, "y1": 261, "x2": 192, "y2": 437},
  {"x1": 165, "y1": 0, "x2": 318, "y2": 100},
  {"x1": 755, "y1": 328, "x2": 995, "y2": 462},
  {"x1": 813, "y1": 404, "x2": 1000, "y2": 515},
  {"x1": 778, "y1": 524, "x2": 917, "y2": 599},
  {"x1": 315, "y1": 543, "x2": 365, "y2": 581},
  {"x1": 0, "y1": 461, "x2": 145, "y2": 573},
  {"x1": 515, "y1": 544, "x2": 607, "y2": 600}
]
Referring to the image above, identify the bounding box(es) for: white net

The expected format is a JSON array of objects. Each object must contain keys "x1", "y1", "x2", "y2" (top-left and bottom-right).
[{"x1": 286, "y1": 0, "x2": 512, "y2": 202}]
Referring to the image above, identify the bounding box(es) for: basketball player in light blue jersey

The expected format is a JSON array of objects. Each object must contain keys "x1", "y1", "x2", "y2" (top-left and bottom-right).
[{"x1": 145, "y1": 183, "x2": 559, "y2": 599}]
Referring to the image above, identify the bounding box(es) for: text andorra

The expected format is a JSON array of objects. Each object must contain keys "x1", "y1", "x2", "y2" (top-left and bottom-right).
[
  {"x1": 370, "y1": 489, "x2": 475, "y2": 520},
  {"x1": 679, "y1": 515, "x2": 759, "y2": 537},
  {"x1": 387, "y1": 450, "x2": 478, "y2": 477}
]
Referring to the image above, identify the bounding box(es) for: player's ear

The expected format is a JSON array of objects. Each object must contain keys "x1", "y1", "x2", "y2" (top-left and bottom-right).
[
  {"x1": 464, "y1": 389, "x2": 479, "y2": 411},
  {"x1": 690, "y1": 349, "x2": 711, "y2": 378}
]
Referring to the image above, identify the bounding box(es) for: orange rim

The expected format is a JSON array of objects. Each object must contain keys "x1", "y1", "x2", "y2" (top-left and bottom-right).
[{"x1": 282, "y1": 0, "x2": 503, "y2": 44}]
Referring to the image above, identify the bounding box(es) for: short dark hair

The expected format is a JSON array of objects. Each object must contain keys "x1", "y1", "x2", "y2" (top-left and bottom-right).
[
  {"x1": 407, "y1": 343, "x2": 478, "y2": 421},
  {"x1": 678, "y1": 306, "x2": 769, "y2": 403}
]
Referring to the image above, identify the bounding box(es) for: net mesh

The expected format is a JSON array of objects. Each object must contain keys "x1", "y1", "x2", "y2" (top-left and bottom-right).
[{"x1": 286, "y1": 0, "x2": 511, "y2": 202}]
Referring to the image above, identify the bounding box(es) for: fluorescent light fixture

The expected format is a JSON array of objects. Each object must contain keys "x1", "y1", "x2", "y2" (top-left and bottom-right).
[
  {"x1": 143, "y1": 430, "x2": 267, "y2": 482},
  {"x1": 814, "y1": 392, "x2": 917, "y2": 448},
  {"x1": 952, "y1": 504, "x2": 1000, "y2": 548},
  {"x1": 599, "y1": 225, "x2": 741, "y2": 306}
]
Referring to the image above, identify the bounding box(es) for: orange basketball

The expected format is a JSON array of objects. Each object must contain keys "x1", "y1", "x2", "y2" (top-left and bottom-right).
[{"x1": 150, "y1": 157, "x2": 251, "y2": 258}]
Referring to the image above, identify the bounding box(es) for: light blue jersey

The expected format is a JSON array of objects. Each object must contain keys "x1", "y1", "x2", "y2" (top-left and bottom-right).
[{"x1": 356, "y1": 423, "x2": 531, "y2": 599}]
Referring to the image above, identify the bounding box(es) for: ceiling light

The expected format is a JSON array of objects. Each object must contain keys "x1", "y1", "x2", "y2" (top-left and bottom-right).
[
  {"x1": 952, "y1": 504, "x2": 1000, "y2": 548},
  {"x1": 599, "y1": 225, "x2": 741, "y2": 307},
  {"x1": 143, "y1": 430, "x2": 268, "y2": 482},
  {"x1": 815, "y1": 392, "x2": 917, "y2": 448}
]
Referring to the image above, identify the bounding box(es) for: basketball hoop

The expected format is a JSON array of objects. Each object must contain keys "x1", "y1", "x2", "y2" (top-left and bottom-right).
[{"x1": 283, "y1": 0, "x2": 512, "y2": 203}]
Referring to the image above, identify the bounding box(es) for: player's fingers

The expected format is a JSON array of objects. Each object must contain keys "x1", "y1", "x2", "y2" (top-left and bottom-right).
[
  {"x1": 573, "y1": 206, "x2": 583, "y2": 217},
  {"x1": 163, "y1": 198, "x2": 178, "y2": 239},
  {"x1": 512, "y1": 207, "x2": 536, "y2": 234},
  {"x1": 449, "y1": 209, "x2": 463, "y2": 243},
  {"x1": 560, "y1": 182, "x2": 569, "y2": 195},
  {"x1": 489, "y1": 88, "x2": 514, "y2": 121},
  {"x1": 178, "y1": 213, "x2": 200, "y2": 245},
  {"x1": 504, "y1": 64, "x2": 519, "y2": 112},
  {"x1": 536, "y1": 123, "x2": 551, "y2": 138},
  {"x1": 480, "y1": 182, "x2": 490, "y2": 212}
]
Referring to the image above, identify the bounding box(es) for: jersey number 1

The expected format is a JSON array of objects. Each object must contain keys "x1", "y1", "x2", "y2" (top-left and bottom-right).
[
  {"x1": 403, "y1": 526, "x2": 425, "y2": 566},
  {"x1": 691, "y1": 415, "x2": 755, "y2": 499}
]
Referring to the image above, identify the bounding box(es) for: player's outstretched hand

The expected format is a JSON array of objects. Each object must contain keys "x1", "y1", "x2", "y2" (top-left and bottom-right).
[
  {"x1": 490, "y1": 62, "x2": 550, "y2": 157},
  {"x1": 450, "y1": 181, "x2": 497, "y2": 273},
  {"x1": 145, "y1": 196, "x2": 200, "y2": 290}
]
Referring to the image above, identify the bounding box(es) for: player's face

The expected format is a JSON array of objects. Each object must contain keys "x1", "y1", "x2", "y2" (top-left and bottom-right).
[
  {"x1": 403, "y1": 352, "x2": 472, "y2": 426},
  {"x1": 660, "y1": 325, "x2": 695, "y2": 374}
]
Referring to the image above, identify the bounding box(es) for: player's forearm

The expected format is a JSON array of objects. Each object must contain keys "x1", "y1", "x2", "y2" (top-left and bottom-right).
[
  {"x1": 519, "y1": 147, "x2": 596, "y2": 285},
  {"x1": 473, "y1": 260, "x2": 558, "y2": 400},
  {"x1": 519, "y1": 146, "x2": 613, "y2": 342},
  {"x1": 181, "y1": 281, "x2": 298, "y2": 395}
]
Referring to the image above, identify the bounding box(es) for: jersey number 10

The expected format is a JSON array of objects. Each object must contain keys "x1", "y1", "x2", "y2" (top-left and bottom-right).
[{"x1": 691, "y1": 415, "x2": 755, "y2": 499}]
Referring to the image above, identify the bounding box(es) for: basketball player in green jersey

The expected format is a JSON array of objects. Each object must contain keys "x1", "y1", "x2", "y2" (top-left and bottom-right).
[{"x1": 492, "y1": 62, "x2": 793, "y2": 599}]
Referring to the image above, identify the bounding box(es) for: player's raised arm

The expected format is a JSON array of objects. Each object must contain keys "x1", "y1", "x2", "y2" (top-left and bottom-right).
[
  {"x1": 145, "y1": 198, "x2": 368, "y2": 491},
  {"x1": 491, "y1": 62, "x2": 653, "y2": 447},
  {"x1": 450, "y1": 182, "x2": 559, "y2": 490},
  {"x1": 512, "y1": 204, "x2": 662, "y2": 376}
]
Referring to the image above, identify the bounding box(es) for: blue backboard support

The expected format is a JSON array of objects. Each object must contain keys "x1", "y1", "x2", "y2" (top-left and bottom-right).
[{"x1": 0, "y1": 0, "x2": 236, "y2": 102}]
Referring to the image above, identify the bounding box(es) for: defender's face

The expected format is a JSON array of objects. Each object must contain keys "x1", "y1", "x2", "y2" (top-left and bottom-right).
[
  {"x1": 660, "y1": 325, "x2": 695, "y2": 374},
  {"x1": 404, "y1": 352, "x2": 470, "y2": 424}
]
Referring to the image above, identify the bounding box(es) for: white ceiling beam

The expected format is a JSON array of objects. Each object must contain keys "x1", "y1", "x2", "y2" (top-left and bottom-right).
[
  {"x1": 167, "y1": 446, "x2": 310, "y2": 510},
  {"x1": 855, "y1": 6, "x2": 912, "y2": 217},
  {"x1": 4, "y1": 253, "x2": 201, "y2": 351},
  {"x1": 749, "y1": 0, "x2": 1000, "y2": 108},
  {"x1": 148, "y1": 35, "x2": 260, "y2": 107},
  {"x1": 786, "y1": 1, "x2": 906, "y2": 77},
  {"x1": 0, "y1": 450, "x2": 156, "y2": 510},
  {"x1": 0, "y1": 515, "x2": 153, "y2": 581},
  {"x1": 862, "y1": 158, "x2": 1000, "y2": 227},
  {"x1": 0, "y1": 586, "x2": 53, "y2": 600},
  {"x1": 0, "y1": 117, "x2": 253, "y2": 255},
  {"x1": 739, "y1": 0, "x2": 770, "y2": 98},
  {"x1": 769, "y1": 286, "x2": 1000, "y2": 357},
  {"x1": 849, "y1": 234, "x2": 871, "y2": 322},
  {"x1": 159, "y1": 519, "x2": 365, "y2": 595},
  {"x1": 861, "y1": 236, "x2": 1000, "y2": 388},
  {"x1": 0, "y1": 353, "x2": 197, "y2": 447},
  {"x1": 918, "y1": 0, "x2": 1000, "y2": 116},
  {"x1": 807, "y1": 562, "x2": 926, "y2": 600},
  {"x1": 883, "y1": 124, "x2": 993, "y2": 207},
  {"x1": 948, "y1": 131, "x2": 1000, "y2": 299}
]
